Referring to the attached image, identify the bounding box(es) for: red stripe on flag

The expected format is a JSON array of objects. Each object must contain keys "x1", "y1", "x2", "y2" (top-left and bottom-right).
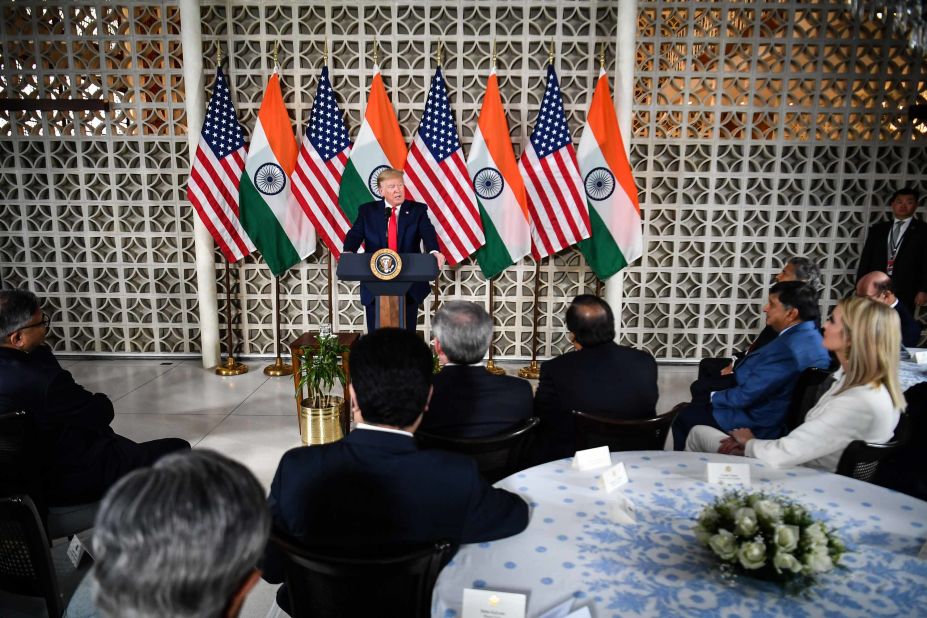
[
  {"x1": 189, "y1": 164, "x2": 249, "y2": 257},
  {"x1": 547, "y1": 150, "x2": 583, "y2": 243},
  {"x1": 407, "y1": 148, "x2": 471, "y2": 255},
  {"x1": 404, "y1": 155, "x2": 468, "y2": 263}
]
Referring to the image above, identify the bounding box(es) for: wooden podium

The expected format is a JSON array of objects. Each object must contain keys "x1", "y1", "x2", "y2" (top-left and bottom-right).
[{"x1": 336, "y1": 252, "x2": 439, "y2": 329}]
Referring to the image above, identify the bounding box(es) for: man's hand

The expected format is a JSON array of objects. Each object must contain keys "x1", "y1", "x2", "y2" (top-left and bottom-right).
[
  {"x1": 729, "y1": 427, "x2": 755, "y2": 446},
  {"x1": 720, "y1": 363, "x2": 734, "y2": 376},
  {"x1": 433, "y1": 252, "x2": 446, "y2": 269},
  {"x1": 718, "y1": 436, "x2": 743, "y2": 455},
  {"x1": 916, "y1": 292, "x2": 927, "y2": 306}
]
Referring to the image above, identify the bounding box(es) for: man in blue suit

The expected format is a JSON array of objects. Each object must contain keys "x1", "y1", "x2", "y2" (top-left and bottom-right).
[
  {"x1": 672, "y1": 281, "x2": 831, "y2": 448},
  {"x1": 342, "y1": 168, "x2": 446, "y2": 332},
  {"x1": 262, "y1": 328, "x2": 529, "y2": 611}
]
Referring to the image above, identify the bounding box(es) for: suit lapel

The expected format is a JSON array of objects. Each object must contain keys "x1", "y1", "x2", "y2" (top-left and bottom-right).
[
  {"x1": 396, "y1": 200, "x2": 413, "y2": 251},
  {"x1": 375, "y1": 200, "x2": 389, "y2": 248}
]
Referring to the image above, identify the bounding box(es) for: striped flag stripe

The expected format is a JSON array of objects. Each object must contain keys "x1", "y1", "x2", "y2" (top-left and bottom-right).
[
  {"x1": 195, "y1": 147, "x2": 240, "y2": 218},
  {"x1": 544, "y1": 149, "x2": 585, "y2": 241},
  {"x1": 522, "y1": 150, "x2": 570, "y2": 254},
  {"x1": 190, "y1": 146, "x2": 253, "y2": 258},
  {"x1": 408, "y1": 143, "x2": 482, "y2": 247},
  {"x1": 403, "y1": 154, "x2": 470, "y2": 260},
  {"x1": 291, "y1": 147, "x2": 351, "y2": 255},
  {"x1": 445, "y1": 155, "x2": 485, "y2": 242},
  {"x1": 188, "y1": 180, "x2": 247, "y2": 260}
]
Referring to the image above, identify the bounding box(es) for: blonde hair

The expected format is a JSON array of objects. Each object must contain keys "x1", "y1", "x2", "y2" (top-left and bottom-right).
[
  {"x1": 376, "y1": 168, "x2": 404, "y2": 187},
  {"x1": 837, "y1": 296, "x2": 905, "y2": 410}
]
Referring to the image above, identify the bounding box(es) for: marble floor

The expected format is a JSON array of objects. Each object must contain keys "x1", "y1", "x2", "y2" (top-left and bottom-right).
[{"x1": 3, "y1": 357, "x2": 697, "y2": 617}]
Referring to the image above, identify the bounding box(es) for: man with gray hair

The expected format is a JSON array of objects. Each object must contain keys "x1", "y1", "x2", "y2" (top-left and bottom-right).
[
  {"x1": 417, "y1": 300, "x2": 532, "y2": 438},
  {"x1": 71, "y1": 450, "x2": 270, "y2": 618}
]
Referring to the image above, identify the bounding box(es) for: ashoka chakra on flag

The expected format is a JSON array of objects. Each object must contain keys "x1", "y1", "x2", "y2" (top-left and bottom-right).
[
  {"x1": 255, "y1": 162, "x2": 287, "y2": 196},
  {"x1": 473, "y1": 167, "x2": 504, "y2": 201},
  {"x1": 584, "y1": 167, "x2": 615, "y2": 201},
  {"x1": 367, "y1": 164, "x2": 392, "y2": 199}
]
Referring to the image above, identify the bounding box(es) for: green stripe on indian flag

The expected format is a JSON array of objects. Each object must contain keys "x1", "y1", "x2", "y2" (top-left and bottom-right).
[{"x1": 239, "y1": 172, "x2": 301, "y2": 276}]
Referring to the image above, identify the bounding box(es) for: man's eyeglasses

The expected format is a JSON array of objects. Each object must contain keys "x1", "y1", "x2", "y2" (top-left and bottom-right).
[{"x1": 4, "y1": 313, "x2": 51, "y2": 338}]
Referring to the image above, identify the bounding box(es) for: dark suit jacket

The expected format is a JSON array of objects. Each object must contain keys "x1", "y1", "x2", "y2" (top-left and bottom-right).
[
  {"x1": 262, "y1": 427, "x2": 529, "y2": 584},
  {"x1": 417, "y1": 365, "x2": 533, "y2": 438},
  {"x1": 342, "y1": 199, "x2": 440, "y2": 305},
  {"x1": 896, "y1": 300, "x2": 922, "y2": 347},
  {"x1": 0, "y1": 345, "x2": 117, "y2": 501},
  {"x1": 533, "y1": 342, "x2": 659, "y2": 462},
  {"x1": 857, "y1": 217, "x2": 927, "y2": 311}
]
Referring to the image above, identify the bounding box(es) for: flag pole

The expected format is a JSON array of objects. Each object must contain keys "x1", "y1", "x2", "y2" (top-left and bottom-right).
[
  {"x1": 518, "y1": 258, "x2": 542, "y2": 379},
  {"x1": 216, "y1": 259, "x2": 248, "y2": 376},
  {"x1": 264, "y1": 275, "x2": 293, "y2": 377},
  {"x1": 485, "y1": 276, "x2": 506, "y2": 375},
  {"x1": 595, "y1": 277, "x2": 603, "y2": 297}
]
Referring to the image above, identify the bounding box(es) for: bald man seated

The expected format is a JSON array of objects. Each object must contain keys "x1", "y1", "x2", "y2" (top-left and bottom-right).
[
  {"x1": 856, "y1": 271, "x2": 922, "y2": 347},
  {"x1": 533, "y1": 295, "x2": 658, "y2": 463}
]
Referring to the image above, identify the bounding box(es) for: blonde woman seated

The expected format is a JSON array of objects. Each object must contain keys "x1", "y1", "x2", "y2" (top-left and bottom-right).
[{"x1": 685, "y1": 297, "x2": 903, "y2": 472}]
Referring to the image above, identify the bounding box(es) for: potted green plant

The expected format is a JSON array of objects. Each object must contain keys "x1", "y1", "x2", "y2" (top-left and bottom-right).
[{"x1": 295, "y1": 332, "x2": 349, "y2": 445}]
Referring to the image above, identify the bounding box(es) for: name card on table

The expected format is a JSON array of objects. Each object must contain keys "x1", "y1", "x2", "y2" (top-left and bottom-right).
[
  {"x1": 610, "y1": 494, "x2": 637, "y2": 524},
  {"x1": 919, "y1": 539, "x2": 927, "y2": 560},
  {"x1": 914, "y1": 350, "x2": 927, "y2": 364},
  {"x1": 707, "y1": 462, "x2": 751, "y2": 486},
  {"x1": 571, "y1": 446, "x2": 611, "y2": 471},
  {"x1": 462, "y1": 588, "x2": 526, "y2": 618},
  {"x1": 600, "y1": 461, "x2": 630, "y2": 493}
]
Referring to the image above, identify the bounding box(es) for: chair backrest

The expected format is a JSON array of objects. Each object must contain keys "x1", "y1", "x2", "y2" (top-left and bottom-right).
[
  {"x1": 786, "y1": 367, "x2": 835, "y2": 431},
  {"x1": 0, "y1": 411, "x2": 44, "y2": 505},
  {"x1": 835, "y1": 439, "x2": 902, "y2": 482},
  {"x1": 0, "y1": 495, "x2": 63, "y2": 617},
  {"x1": 416, "y1": 416, "x2": 540, "y2": 483},
  {"x1": 572, "y1": 409, "x2": 677, "y2": 452},
  {"x1": 271, "y1": 534, "x2": 453, "y2": 618}
]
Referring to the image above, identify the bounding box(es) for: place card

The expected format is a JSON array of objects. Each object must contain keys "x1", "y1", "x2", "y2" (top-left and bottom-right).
[
  {"x1": 600, "y1": 461, "x2": 630, "y2": 493},
  {"x1": 462, "y1": 588, "x2": 526, "y2": 618},
  {"x1": 914, "y1": 350, "x2": 927, "y2": 364},
  {"x1": 67, "y1": 535, "x2": 87, "y2": 568},
  {"x1": 571, "y1": 446, "x2": 611, "y2": 471},
  {"x1": 610, "y1": 494, "x2": 637, "y2": 524},
  {"x1": 918, "y1": 539, "x2": 927, "y2": 560},
  {"x1": 536, "y1": 598, "x2": 593, "y2": 618},
  {"x1": 707, "y1": 462, "x2": 751, "y2": 486}
]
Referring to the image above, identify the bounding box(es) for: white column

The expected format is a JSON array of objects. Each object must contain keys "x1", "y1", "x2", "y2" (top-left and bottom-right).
[
  {"x1": 179, "y1": 0, "x2": 220, "y2": 368},
  {"x1": 606, "y1": 0, "x2": 637, "y2": 337}
]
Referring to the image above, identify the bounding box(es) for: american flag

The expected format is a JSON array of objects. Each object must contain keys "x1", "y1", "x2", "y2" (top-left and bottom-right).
[
  {"x1": 405, "y1": 67, "x2": 484, "y2": 265},
  {"x1": 186, "y1": 67, "x2": 255, "y2": 261},
  {"x1": 519, "y1": 64, "x2": 590, "y2": 259},
  {"x1": 291, "y1": 66, "x2": 352, "y2": 257}
]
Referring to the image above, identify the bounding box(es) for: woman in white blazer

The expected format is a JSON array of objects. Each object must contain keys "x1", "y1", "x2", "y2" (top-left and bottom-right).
[{"x1": 686, "y1": 296, "x2": 904, "y2": 472}]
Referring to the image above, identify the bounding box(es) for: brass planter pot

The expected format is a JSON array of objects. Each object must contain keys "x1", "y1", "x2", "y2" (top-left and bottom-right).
[{"x1": 298, "y1": 396, "x2": 344, "y2": 445}]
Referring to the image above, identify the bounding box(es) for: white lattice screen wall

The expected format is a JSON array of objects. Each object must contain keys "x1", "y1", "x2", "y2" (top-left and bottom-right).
[{"x1": 0, "y1": 1, "x2": 924, "y2": 360}]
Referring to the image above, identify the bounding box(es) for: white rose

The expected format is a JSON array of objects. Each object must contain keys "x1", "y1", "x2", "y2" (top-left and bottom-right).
[
  {"x1": 708, "y1": 529, "x2": 738, "y2": 561},
  {"x1": 773, "y1": 524, "x2": 800, "y2": 553},
  {"x1": 734, "y1": 507, "x2": 758, "y2": 537},
  {"x1": 773, "y1": 550, "x2": 803, "y2": 574},
  {"x1": 738, "y1": 540, "x2": 767, "y2": 570},
  {"x1": 803, "y1": 546, "x2": 834, "y2": 573},
  {"x1": 804, "y1": 522, "x2": 828, "y2": 547},
  {"x1": 754, "y1": 499, "x2": 783, "y2": 523}
]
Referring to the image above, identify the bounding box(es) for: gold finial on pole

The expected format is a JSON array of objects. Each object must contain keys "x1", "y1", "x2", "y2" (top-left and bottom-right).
[
  {"x1": 491, "y1": 39, "x2": 497, "y2": 69},
  {"x1": 272, "y1": 41, "x2": 279, "y2": 67},
  {"x1": 323, "y1": 38, "x2": 329, "y2": 66},
  {"x1": 547, "y1": 40, "x2": 554, "y2": 65},
  {"x1": 434, "y1": 40, "x2": 443, "y2": 66},
  {"x1": 599, "y1": 41, "x2": 605, "y2": 70},
  {"x1": 216, "y1": 45, "x2": 222, "y2": 68},
  {"x1": 372, "y1": 39, "x2": 379, "y2": 65}
]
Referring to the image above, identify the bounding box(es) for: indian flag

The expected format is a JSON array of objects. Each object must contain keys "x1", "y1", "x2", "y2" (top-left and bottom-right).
[
  {"x1": 577, "y1": 69, "x2": 643, "y2": 279},
  {"x1": 240, "y1": 68, "x2": 315, "y2": 276},
  {"x1": 468, "y1": 68, "x2": 531, "y2": 279},
  {"x1": 338, "y1": 66, "x2": 406, "y2": 222}
]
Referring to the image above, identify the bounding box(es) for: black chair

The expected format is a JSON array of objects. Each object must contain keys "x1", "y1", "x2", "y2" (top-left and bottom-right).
[
  {"x1": 416, "y1": 416, "x2": 540, "y2": 483},
  {"x1": 270, "y1": 533, "x2": 453, "y2": 618},
  {"x1": 0, "y1": 410, "x2": 99, "y2": 540},
  {"x1": 0, "y1": 495, "x2": 64, "y2": 617},
  {"x1": 572, "y1": 409, "x2": 677, "y2": 452},
  {"x1": 785, "y1": 367, "x2": 836, "y2": 431}
]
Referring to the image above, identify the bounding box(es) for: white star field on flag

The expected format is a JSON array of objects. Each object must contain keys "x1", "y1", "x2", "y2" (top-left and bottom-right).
[
  {"x1": 307, "y1": 68, "x2": 351, "y2": 161},
  {"x1": 201, "y1": 69, "x2": 246, "y2": 158},
  {"x1": 417, "y1": 70, "x2": 461, "y2": 161},
  {"x1": 529, "y1": 65, "x2": 572, "y2": 158}
]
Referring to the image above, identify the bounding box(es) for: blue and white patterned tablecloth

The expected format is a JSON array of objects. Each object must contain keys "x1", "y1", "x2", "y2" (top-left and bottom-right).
[{"x1": 432, "y1": 451, "x2": 927, "y2": 618}]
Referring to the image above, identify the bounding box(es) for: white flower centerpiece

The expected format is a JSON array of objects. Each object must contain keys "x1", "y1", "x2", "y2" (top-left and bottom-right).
[{"x1": 694, "y1": 491, "x2": 846, "y2": 592}]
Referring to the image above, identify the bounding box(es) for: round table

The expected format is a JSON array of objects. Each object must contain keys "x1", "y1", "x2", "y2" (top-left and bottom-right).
[{"x1": 431, "y1": 451, "x2": 927, "y2": 617}]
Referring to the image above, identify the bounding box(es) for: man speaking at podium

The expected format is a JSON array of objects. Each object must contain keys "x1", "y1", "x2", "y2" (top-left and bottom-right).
[{"x1": 343, "y1": 168, "x2": 446, "y2": 332}]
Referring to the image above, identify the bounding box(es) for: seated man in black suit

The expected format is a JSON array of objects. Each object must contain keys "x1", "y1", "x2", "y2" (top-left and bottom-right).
[
  {"x1": 417, "y1": 300, "x2": 533, "y2": 438},
  {"x1": 857, "y1": 271, "x2": 922, "y2": 347},
  {"x1": 263, "y1": 328, "x2": 529, "y2": 609},
  {"x1": 0, "y1": 288, "x2": 189, "y2": 506},
  {"x1": 533, "y1": 294, "x2": 659, "y2": 462}
]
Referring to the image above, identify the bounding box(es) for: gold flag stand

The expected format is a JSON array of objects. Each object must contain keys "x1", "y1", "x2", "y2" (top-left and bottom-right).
[
  {"x1": 216, "y1": 259, "x2": 248, "y2": 376},
  {"x1": 264, "y1": 275, "x2": 293, "y2": 377},
  {"x1": 518, "y1": 259, "x2": 542, "y2": 379},
  {"x1": 485, "y1": 276, "x2": 506, "y2": 375}
]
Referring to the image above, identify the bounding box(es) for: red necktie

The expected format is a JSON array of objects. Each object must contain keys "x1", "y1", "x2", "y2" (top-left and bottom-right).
[{"x1": 388, "y1": 207, "x2": 398, "y2": 251}]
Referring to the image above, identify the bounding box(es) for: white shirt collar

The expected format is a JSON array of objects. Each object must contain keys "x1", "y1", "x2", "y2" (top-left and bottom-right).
[
  {"x1": 778, "y1": 322, "x2": 798, "y2": 336},
  {"x1": 355, "y1": 422, "x2": 413, "y2": 438}
]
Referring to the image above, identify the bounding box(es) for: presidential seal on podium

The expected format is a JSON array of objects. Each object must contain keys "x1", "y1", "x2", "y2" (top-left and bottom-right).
[{"x1": 370, "y1": 248, "x2": 402, "y2": 281}]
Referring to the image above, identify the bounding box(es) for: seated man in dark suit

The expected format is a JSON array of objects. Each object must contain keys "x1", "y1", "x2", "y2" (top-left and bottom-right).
[
  {"x1": 417, "y1": 300, "x2": 532, "y2": 438},
  {"x1": 263, "y1": 328, "x2": 529, "y2": 609},
  {"x1": 533, "y1": 294, "x2": 659, "y2": 463},
  {"x1": 0, "y1": 288, "x2": 189, "y2": 506},
  {"x1": 672, "y1": 281, "x2": 831, "y2": 449},
  {"x1": 691, "y1": 256, "x2": 822, "y2": 401},
  {"x1": 857, "y1": 271, "x2": 922, "y2": 347}
]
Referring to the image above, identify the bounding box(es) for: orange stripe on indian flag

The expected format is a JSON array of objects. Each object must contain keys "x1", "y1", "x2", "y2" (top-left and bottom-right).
[
  {"x1": 257, "y1": 71, "x2": 298, "y2": 175},
  {"x1": 477, "y1": 70, "x2": 529, "y2": 222},
  {"x1": 586, "y1": 70, "x2": 639, "y2": 215},
  {"x1": 366, "y1": 70, "x2": 406, "y2": 170}
]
